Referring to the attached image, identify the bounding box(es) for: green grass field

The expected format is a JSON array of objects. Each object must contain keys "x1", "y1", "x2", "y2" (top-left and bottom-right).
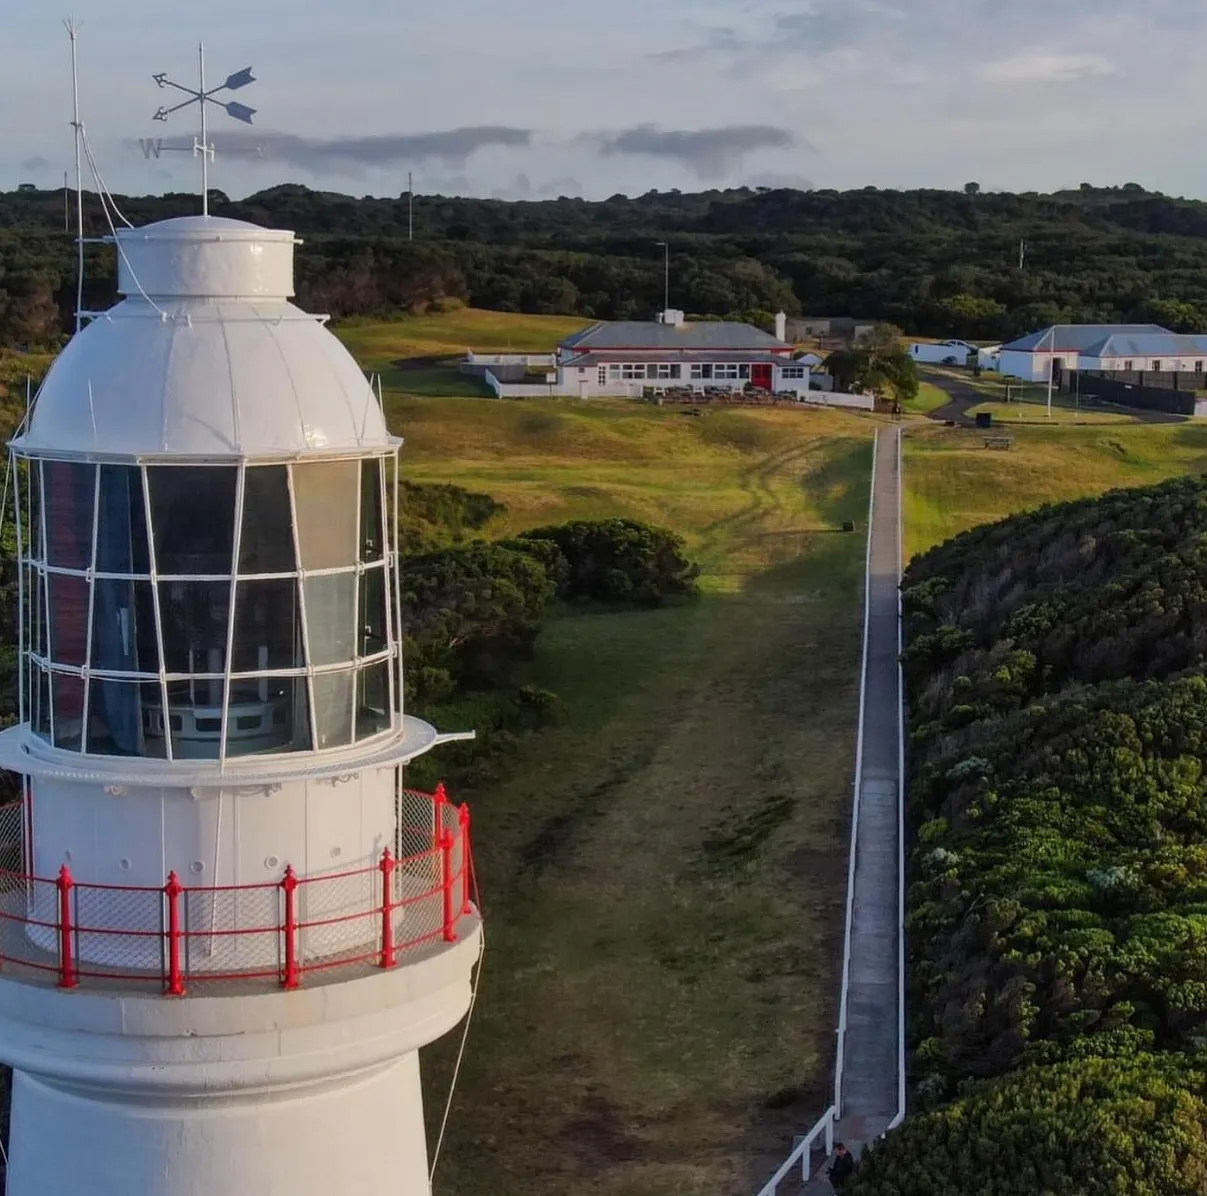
[
  {"x1": 903, "y1": 421, "x2": 1207, "y2": 559},
  {"x1": 966, "y1": 400, "x2": 1143, "y2": 426},
  {"x1": 398, "y1": 397, "x2": 877, "y2": 1196},
  {"x1": 335, "y1": 308, "x2": 588, "y2": 401},
  {"x1": 903, "y1": 381, "x2": 950, "y2": 416}
]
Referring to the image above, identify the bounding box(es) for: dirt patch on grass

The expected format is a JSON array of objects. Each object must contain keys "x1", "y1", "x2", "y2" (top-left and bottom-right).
[{"x1": 562, "y1": 1092, "x2": 644, "y2": 1174}]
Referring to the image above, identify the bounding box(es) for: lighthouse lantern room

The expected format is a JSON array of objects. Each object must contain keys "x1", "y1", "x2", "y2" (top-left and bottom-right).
[{"x1": 0, "y1": 215, "x2": 481, "y2": 1196}]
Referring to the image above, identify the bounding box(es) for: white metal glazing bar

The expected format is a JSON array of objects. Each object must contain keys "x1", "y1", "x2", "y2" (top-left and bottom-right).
[
  {"x1": 13, "y1": 453, "x2": 24, "y2": 727},
  {"x1": 78, "y1": 466, "x2": 102, "y2": 753},
  {"x1": 140, "y1": 462, "x2": 174, "y2": 763},
  {"x1": 392, "y1": 448, "x2": 403, "y2": 725},
  {"x1": 350, "y1": 456, "x2": 364, "y2": 743},
  {"x1": 218, "y1": 462, "x2": 247, "y2": 769},
  {"x1": 286, "y1": 463, "x2": 317, "y2": 751},
  {"x1": 379, "y1": 455, "x2": 397, "y2": 731},
  {"x1": 39, "y1": 463, "x2": 53, "y2": 746}
]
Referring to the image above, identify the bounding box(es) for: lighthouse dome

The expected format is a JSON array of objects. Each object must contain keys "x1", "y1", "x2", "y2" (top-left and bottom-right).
[{"x1": 18, "y1": 216, "x2": 389, "y2": 459}]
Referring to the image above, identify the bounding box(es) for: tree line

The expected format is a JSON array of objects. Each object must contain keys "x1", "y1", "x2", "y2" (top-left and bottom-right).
[
  {"x1": 848, "y1": 476, "x2": 1207, "y2": 1194},
  {"x1": 7, "y1": 181, "x2": 1207, "y2": 345}
]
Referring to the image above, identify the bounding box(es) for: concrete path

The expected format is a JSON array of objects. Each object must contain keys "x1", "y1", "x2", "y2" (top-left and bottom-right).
[{"x1": 806, "y1": 427, "x2": 903, "y2": 1192}]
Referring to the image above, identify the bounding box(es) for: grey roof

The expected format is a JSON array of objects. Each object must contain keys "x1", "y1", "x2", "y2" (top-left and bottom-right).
[
  {"x1": 564, "y1": 351, "x2": 801, "y2": 368},
  {"x1": 1003, "y1": 324, "x2": 1170, "y2": 353},
  {"x1": 1082, "y1": 332, "x2": 1207, "y2": 358},
  {"x1": 560, "y1": 320, "x2": 789, "y2": 352}
]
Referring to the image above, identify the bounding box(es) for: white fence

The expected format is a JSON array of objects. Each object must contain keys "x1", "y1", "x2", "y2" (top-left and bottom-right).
[
  {"x1": 483, "y1": 368, "x2": 561, "y2": 399},
  {"x1": 465, "y1": 352, "x2": 556, "y2": 368}
]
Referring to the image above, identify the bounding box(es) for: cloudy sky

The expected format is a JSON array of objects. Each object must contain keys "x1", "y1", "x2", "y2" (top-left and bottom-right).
[{"x1": 4, "y1": 0, "x2": 1207, "y2": 201}]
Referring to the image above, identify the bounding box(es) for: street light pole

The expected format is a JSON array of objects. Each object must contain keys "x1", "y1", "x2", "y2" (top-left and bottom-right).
[{"x1": 656, "y1": 241, "x2": 669, "y2": 315}]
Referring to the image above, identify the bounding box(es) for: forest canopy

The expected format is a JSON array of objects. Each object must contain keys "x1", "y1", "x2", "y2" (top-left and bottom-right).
[
  {"x1": 864, "y1": 475, "x2": 1207, "y2": 1192},
  {"x1": 6, "y1": 182, "x2": 1207, "y2": 345}
]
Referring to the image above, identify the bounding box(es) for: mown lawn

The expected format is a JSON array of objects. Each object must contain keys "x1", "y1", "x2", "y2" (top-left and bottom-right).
[
  {"x1": 903, "y1": 420, "x2": 1207, "y2": 559},
  {"x1": 335, "y1": 307, "x2": 587, "y2": 402},
  {"x1": 402, "y1": 398, "x2": 879, "y2": 1196},
  {"x1": 903, "y1": 381, "x2": 950, "y2": 416}
]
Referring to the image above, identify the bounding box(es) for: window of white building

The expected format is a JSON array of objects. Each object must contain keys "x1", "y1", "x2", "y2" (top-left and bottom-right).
[{"x1": 780, "y1": 367, "x2": 806, "y2": 379}]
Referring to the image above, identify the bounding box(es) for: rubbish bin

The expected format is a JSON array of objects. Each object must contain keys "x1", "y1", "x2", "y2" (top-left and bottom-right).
[{"x1": 975, "y1": 411, "x2": 993, "y2": 429}]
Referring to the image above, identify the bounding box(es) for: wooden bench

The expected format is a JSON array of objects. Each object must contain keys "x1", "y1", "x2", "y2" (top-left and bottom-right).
[{"x1": 983, "y1": 435, "x2": 1014, "y2": 450}]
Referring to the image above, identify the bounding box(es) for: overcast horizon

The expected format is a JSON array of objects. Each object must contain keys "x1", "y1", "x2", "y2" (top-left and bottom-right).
[{"x1": 5, "y1": 0, "x2": 1207, "y2": 204}]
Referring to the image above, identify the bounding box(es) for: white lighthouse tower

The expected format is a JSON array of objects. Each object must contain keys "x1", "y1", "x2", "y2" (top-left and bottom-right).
[{"x1": 0, "y1": 214, "x2": 481, "y2": 1195}]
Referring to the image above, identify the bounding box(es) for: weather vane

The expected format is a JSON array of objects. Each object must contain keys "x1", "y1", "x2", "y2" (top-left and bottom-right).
[{"x1": 151, "y1": 45, "x2": 256, "y2": 217}]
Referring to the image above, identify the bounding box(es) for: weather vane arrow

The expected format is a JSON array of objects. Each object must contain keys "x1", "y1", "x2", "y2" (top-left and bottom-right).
[{"x1": 150, "y1": 46, "x2": 258, "y2": 215}]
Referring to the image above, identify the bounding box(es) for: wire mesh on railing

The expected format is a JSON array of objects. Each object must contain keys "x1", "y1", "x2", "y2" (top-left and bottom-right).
[{"x1": 0, "y1": 785, "x2": 478, "y2": 995}]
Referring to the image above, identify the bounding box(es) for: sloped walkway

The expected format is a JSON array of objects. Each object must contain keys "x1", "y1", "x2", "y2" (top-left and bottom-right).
[{"x1": 814, "y1": 427, "x2": 904, "y2": 1189}]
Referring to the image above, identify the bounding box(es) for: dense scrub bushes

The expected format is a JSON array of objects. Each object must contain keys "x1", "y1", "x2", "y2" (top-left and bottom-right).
[
  {"x1": 397, "y1": 496, "x2": 698, "y2": 782},
  {"x1": 869, "y1": 475, "x2": 1207, "y2": 1190},
  {"x1": 849, "y1": 1055, "x2": 1207, "y2": 1196},
  {"x1": 519, "y1": 518, "x2": 699, "y2": 605}
]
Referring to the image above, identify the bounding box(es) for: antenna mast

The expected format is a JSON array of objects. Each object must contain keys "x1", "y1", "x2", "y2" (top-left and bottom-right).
[{"x1": 65, "y1": 17, "x2": 85, "y2": 334}]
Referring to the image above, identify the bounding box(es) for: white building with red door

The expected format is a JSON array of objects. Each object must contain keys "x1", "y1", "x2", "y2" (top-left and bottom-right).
[{"x1": 551, "y1": 310, "x2": 809, "y2": 397}]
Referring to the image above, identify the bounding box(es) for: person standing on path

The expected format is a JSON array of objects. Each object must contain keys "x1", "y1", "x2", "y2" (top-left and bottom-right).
[{"x1": 828, "y1": 1142, "x2": 855, "y2": 1191}]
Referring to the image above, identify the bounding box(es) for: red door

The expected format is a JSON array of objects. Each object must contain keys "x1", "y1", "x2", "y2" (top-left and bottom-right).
[{"x1": 751, "y1": 364, "x2": 773, "y2": 391}]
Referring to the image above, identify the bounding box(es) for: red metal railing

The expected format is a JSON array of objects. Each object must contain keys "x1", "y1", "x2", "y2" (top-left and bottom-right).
[{"x1": 0, "y1": 786, "x2": 476, "y2": 996}]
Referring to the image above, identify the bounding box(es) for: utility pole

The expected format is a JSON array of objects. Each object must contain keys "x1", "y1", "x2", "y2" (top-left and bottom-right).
[
  {"x1": 408, "y1": 171, "x2": 413, "y2": 241},
  {"x1": 656, "y1": 240, "x2": 669, "y2": 315},
  {"x1": 1018, "y1": 239, "x2": 1026, "y2": 272}
]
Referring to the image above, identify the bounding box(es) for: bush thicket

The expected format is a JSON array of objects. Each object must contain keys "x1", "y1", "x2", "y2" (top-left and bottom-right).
[{"x1": 870, "y1": 475, "x2": 1207, "y2": 1190}]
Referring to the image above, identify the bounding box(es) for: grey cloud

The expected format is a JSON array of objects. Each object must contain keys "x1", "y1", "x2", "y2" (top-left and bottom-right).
[
  {"x1": 598, "y1": 125, "x2": 798, "y2": 179},
  {"x1": 19, "y1": 155, "x2": 49, "y2": 172},
  {"x1": 203, "y1": 127, "x2": 532, "y2": 173}
]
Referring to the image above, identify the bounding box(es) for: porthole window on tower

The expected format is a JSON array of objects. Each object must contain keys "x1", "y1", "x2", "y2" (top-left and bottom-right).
[{"x1": 22, "y1": 453, "x2": 398, "y2": 761}]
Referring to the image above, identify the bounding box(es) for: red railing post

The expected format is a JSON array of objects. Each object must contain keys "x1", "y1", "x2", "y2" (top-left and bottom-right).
[
  {"x1": 459, "y1": 805, "x2": 473, "y2": 915},
  {"x1": 440, "y1": 829, "x2": 457, "y2": 942},
  {"x1": 163, "y1": 871, "x2": 185, "y2": 996},
  {"x1": 433, "y1": 781, "x2": 448, "y2": 850},
  {"x1": 56, "y1": 864, "x2": 77, "y2": 990},
  {"x1": 379, "y1": 848, "x2": 397, "y2": 969},
  {"x1": 281, "y1": 866, "x2": 300, "y2": 990}
]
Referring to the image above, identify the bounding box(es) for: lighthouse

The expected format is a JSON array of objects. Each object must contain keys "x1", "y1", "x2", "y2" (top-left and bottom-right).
[{"x1": 0, "y1": 215, "x2": 481, "y2": 1195}]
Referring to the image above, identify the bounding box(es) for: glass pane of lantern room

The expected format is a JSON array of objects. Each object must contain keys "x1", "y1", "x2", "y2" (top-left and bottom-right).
[
  {"x1": 240, "y1": 466, "x2": 296, "y2": 574},
  {"x1": 96, "y1": 465, "x2": 150, "y2": 575},
  {"x1": 293, "y1": 461, "x2": 359, "y2": 571},
  {"x1": 87, "y1": 680, "x2": 164, "y2": 757},
  {"x1": 225, "y1": 675, "x2": 311, "y2": 757},
  {"x1": 359, "y1": 566, "x2": 388, "y2": 657},
  {"x1": 25, "y1": 459, "x2": 42, "y2": 563},
  {"x1": 157, "y1": 581, "x2": 231, "y2": 675},
  {"x1": 303, "y1": 574, "x2": 356, "y2": 667},
  {"x1": 33, "y1": 668, "x2": 50, "y2": 740},
  {"x1": 360, "y1": 458, "x2": 384, "y2": 563},
  {"x1": 148, "y1": 466, "x2": 237, "y2": 576},
  {"x1": 42, "y1": 461, "x2": 95, "y2": 570},
  {"x1": 166, "y1": 679, "x2": 225, "y2": 761},
  {"x1": 91, "y1": 580, "x2": 159, "y2": 673},
  {"x1": 47, "y1": 574, "x2": 89, "y2": 667},
  {"x1": 232, "y1": 579, "x2": 304, "y2": 672},
  {"x1": 51, "y1": 672, "x2": 86, "y2": 751},
  {"x1": 356, "y1": 660, "x2": 390, "y2": 740},
  {"x1": 313, "y1": 670, "x2": 354, "y2": 750}
]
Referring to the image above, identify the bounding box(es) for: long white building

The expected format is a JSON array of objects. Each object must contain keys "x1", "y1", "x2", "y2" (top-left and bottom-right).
[
  {"x1": 996, "y1": 323, "x2": 1207, "y2": 381},
  {"x1": 0, "y1": 215, "x2": 481, "y2": 1196}
]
